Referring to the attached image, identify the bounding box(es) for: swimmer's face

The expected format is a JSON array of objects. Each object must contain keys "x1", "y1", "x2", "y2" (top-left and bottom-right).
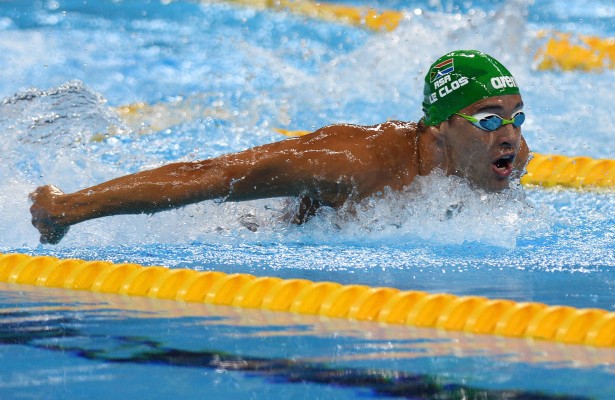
[{"x1": 436, "y1": 94, "x2": 524, "y2": 192}]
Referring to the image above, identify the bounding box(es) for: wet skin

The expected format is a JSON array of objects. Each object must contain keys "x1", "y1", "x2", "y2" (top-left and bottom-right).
[{"x1": 30, "y1": 94, "x2": 529, "y2": 244}]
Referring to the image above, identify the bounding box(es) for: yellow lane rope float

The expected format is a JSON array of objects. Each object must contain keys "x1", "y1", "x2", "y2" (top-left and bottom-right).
[
  {"x1": 273, "y1": 128, "x2": 615, "y2": 190},
  {"x1": 218, "y1": 0, "x2": 614, "y2": 71},
  {"x1": 1, "y1": 253, "x2": 613, "y2": 347},
  {"x1": 100, "y1": 93, "x2": 235, "y2": 137},
  {"x1": 522, "y1": 153, "x2": 615, "y2": 189},
  {"x1": 220, "y1": 0, "x2": 403, "y2": 32},
  {"x1": 534, "y1": 31, "x2": 615, "y2": 72}
]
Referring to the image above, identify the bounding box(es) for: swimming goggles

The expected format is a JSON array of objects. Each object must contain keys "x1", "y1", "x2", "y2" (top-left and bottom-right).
[{"x1": 454, "y1": 111, "x2": 525, "y2": 131}]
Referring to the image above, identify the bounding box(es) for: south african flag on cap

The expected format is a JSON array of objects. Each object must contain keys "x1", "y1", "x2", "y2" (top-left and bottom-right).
[{"x1": 429, "y1": 58, "x2": 454, "y2": 82}]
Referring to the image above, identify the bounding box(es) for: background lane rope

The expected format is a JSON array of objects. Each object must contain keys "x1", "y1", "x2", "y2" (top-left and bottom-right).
[
  {"x1": 521, "y1": 153, "x2": 615, "y2": 189},
  {"x1": 217, "y1": 0, "x2": 613, "y2": 71}
]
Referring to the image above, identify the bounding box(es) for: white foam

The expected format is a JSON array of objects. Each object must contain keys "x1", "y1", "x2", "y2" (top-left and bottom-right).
[{"x1": 299, "y1": 172, "x2": 548, "y2": 249}]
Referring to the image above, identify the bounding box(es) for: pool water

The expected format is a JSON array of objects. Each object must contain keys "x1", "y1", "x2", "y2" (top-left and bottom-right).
[{"x1": 0, "y1": 0, "x2": 613, "y2": 398}]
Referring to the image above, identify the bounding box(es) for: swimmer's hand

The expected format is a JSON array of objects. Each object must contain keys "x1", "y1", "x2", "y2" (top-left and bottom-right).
[{"x1": 29, "y1": 185, "x2": 70, "y2": 245}]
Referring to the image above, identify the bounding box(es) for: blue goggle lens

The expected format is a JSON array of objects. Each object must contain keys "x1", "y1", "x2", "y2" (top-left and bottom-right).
[
  {"x1": 511, "y1": 111, "x2": 525, "y2": 127},
  {"x1": 479, "y1": 115, "x2": 503, "y2": 131}
]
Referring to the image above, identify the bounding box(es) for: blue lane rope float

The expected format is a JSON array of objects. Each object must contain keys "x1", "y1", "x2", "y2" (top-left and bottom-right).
[{"x1": 1, "y1": 253, "x2": 613, "y2": 347}]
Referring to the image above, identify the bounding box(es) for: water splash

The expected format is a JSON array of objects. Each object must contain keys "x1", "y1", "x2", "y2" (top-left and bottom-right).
[
  {"x1": 0, "y1": 79, "x2": 550, "y2": 250},
  {"x1": 0, "y1": 1, "x2": 608, "y2": 254},
  {"x1": 0, "y1": 80, "x2": 125, "y2": 148},
  {"x1": 301, "y1": 172, "x2": 547, "y2": 249},
  {"x1": 278, "y1": 0, "x2": 534, "y2": 124}
]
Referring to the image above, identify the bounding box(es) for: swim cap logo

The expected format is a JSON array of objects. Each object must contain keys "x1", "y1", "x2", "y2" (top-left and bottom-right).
[
  {"x1": 490, "y1": 76, "x2": 517, "y2": 89},
  {"x1": 428, "y1": 75, "x2": 469, "y2": 104},
  {"x1": 429, "y1": 58, "x2": 454, "y2": 83}
]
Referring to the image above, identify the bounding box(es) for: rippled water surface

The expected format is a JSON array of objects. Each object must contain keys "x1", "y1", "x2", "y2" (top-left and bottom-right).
[{"x1": 0, "y1": 0, "x2": 613, "y2": 399}]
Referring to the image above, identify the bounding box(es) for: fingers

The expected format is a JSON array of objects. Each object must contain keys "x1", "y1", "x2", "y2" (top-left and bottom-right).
[
  {"x1": 29, "y1": 184, "x2": 69, "y2": 245},
  {"x1": 33, "y1": 219, "x2": 69, "y2": 245},
  {"x1": 40, "y1": 225, "x2": 69, "y2": 245},
  {"x1": 29, "y1": 185, "x2": 64, "y2": 202},
  {"x1": 29, "y1": 187, "x2": 41, "y2": 202}
]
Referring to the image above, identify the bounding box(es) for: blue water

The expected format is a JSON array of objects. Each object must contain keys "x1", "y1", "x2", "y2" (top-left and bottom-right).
[{"x1": 0, "y1": 0, "x2": 613, "y2": 399}]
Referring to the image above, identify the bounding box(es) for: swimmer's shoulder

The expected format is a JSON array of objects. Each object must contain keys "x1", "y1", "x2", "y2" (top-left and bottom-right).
[
  {"x1": 308, "y1": 120, "x2": 419, "y2": 139},
  {"x1": 379, "y1": 120, "x2": 419, "y2": 135}
]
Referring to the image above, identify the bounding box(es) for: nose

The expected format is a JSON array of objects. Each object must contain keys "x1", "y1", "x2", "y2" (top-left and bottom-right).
[{"x1": 494, "y1": 123, "x2": 520, "y2": 150}]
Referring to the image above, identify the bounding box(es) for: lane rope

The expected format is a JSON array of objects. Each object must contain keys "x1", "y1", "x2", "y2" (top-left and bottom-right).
[
  {"x1": 1, "y1": 253, "x2": 613, "y2": 347},
  {"x1": 218, "y1": 0, "x2": 614, "y2": 71},
  {"x1": 219, "y1": 0, "x2": 403, "y2": 32},
  {"x1": 522, "y1": 153, "x2": 615, "y2": 189},
  {"x1": 534, "y1": 31, "x2": 615, "y2": 72}
]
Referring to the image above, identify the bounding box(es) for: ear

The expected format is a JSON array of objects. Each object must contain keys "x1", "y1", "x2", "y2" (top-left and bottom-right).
[
  {"x1": 420, "y1": 121, "x2": 448, "y2": 172},
  {"x1": 426, "y1": 121, "x2": 447, "y2": 145}
]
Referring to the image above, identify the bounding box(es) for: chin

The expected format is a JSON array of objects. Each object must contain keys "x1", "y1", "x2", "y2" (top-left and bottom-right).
[
  {"x1": 484, "y1": 178, "x2": 511, "y2": 193},
  {"x1": 466, "y1": 175, "x2": 510, "y2": 193},
  {"x1": 454, "y1": 170, "x2": 512, "y2": 193}
]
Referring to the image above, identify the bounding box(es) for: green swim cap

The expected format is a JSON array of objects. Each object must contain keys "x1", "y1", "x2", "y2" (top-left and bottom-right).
[{"x1": 422, "y1": 50, "x2": 520, "y2": 126}]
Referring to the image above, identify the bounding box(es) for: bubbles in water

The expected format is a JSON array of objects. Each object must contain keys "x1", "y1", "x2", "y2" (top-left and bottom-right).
[{"x1": 304, "y1": 172, "x2": 546, "y2": 249}]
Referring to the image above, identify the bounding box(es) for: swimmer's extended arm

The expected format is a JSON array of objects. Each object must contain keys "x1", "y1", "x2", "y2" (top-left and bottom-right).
[{"x1": 29, "y1": 125, "x2": 377, "y2": 244}]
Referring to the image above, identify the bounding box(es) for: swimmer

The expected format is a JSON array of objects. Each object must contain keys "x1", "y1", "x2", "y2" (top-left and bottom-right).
[{"x1": 30, "y1": 50, "x2": 529, "y2": 244}]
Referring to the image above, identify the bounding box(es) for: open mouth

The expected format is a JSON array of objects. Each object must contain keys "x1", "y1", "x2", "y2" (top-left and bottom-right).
[{"x1": 492, "y1": 154, "x2": 515, "y2": 178}]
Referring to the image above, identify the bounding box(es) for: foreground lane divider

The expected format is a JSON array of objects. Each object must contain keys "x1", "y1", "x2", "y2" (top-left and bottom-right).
[{"x1": 1, "y1": 253, "x2": 613, "y2": 347}]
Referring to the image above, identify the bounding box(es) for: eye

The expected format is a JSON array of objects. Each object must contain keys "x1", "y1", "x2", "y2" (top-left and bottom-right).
[{"x1": 512, "y1": 111, "x2": 525, "y2": 127}]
